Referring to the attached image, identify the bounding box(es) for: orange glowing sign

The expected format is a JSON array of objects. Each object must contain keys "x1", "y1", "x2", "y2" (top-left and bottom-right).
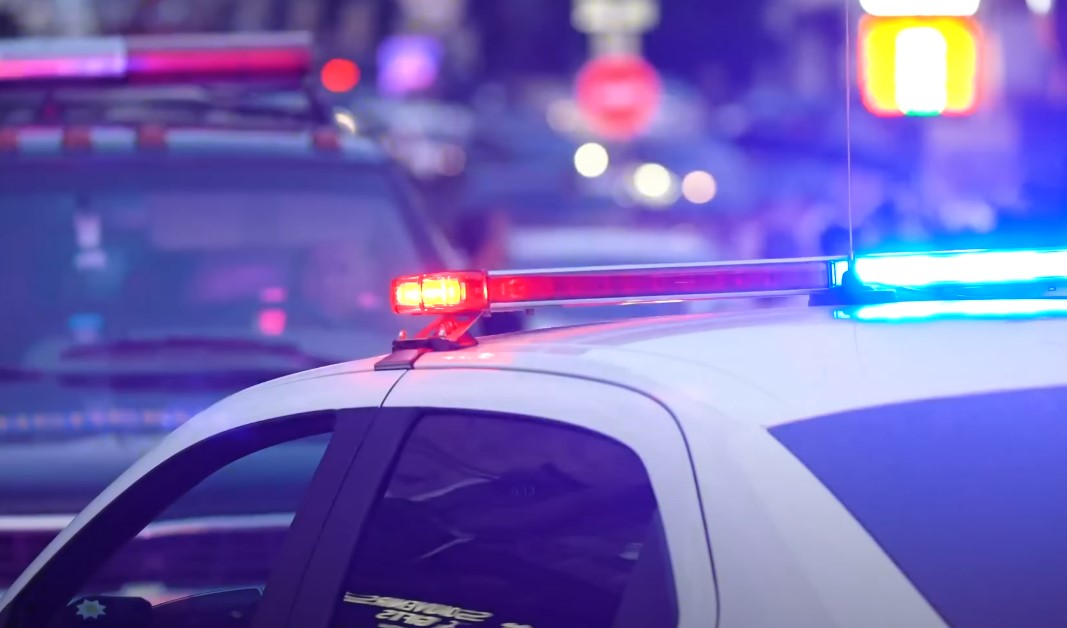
[{"x1": 858, "y1": 15, "x2": 983, "y2": 117}]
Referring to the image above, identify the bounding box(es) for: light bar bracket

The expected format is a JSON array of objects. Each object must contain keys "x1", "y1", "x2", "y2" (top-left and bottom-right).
[
  {"x1": 809, "y1": 267, "x2": 899, "y2": 306},
  {"x1": 374, "y1": 312, "x2": 481, "y2": 371}
]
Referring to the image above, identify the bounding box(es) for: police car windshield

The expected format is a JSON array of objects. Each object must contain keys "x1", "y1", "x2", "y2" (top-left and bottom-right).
[{"x1": 0, "y1": 159, "x2": 423, "y2": 369}]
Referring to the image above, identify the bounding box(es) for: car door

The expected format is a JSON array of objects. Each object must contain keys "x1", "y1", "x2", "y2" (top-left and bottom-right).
[
  {"x1": 0, "y1": 368, "x2": 401, "y2": 628},
  {"x1": 285, "y1": 368, "x2": 718, "y2": 628}
]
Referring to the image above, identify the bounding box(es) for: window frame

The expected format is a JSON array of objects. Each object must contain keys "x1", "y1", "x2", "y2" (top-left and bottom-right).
[
  {"x1": 0, "y1": 407, "x2": 379, "y2": 628},
  {"x1": 285, "y1": 369, "x2": 718, "y2": 628}
]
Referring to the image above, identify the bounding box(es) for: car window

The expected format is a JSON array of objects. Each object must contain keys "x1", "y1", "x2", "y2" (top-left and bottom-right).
[
  {"x1": 8, "y1": 413, "x2": 339, "y2": 628},
  {"x1": 0, "y1": 160, "x2": 425, "y2": 369},
  {"x1": 771, "y1": 386, "x2": 1067, "y2": 628},
  {"x1": 330, "y1": 412, "x2": 677, "y2": 628},
  {"x1": 73, "y1": 433, "x2": 328, "y2": 608}
]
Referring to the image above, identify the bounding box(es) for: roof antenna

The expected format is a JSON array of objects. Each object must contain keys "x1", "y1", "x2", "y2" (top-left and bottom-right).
[{"x1": 844, "y1": 0, "x2": 856, "y2": 263}]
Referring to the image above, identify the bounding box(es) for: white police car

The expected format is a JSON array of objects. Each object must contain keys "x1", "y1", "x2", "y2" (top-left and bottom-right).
[{"x1": 2, "y1": 249, "x2": 1067, "y2": 628}]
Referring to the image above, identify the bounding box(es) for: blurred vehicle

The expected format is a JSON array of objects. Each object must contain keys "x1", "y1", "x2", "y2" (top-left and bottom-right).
[
  {"x1": 6, "y1": 247, "x2": 1067, "y2": 627},
  {"x1": 0, "y1": 31, "x2": 457, "y2": 589},
  {"x1": 508, "y1": 224, "x2": 723, "y2": 328},
  {"x1": 350, "y1": 97, "x2": 474, "y2": 182}
]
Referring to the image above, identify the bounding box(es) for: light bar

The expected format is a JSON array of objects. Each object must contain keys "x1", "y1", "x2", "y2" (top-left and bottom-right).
[
  {"x1": 839, "y1": 299, "x2": 1067, "y2": 322},
  {"x1": 392, "y1": 272, "x2": 488, "y2": 314},
  {"x1": 0, "y1": 32, "x2": 312, "y2": 83},
  {"x1": 390, "y1": 259, "x2": 834, "y2": 315},
  {"x1": 835, "y1": 249, "x2": 1067, "y2": 289}
]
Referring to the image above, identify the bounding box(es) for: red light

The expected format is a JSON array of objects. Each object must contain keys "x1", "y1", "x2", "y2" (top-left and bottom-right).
[
  {"x1": 390, "y1": 261, "x2": 834, "y2": 316},
  {"x1": 126, "y1": 48, "x2": 309, "y2": 78},
  {"x1": 62, "y1": 127, "x2": 93, "y2": 150},
  {"x1": 487, "y1": 262, "x2": 832, "y2": 307},
  {"x1": 0, "y1": 33, "x2": 312, "y2": 84},
  {"x1": 312, "y1": 128, "x2": 341, "y2": 151},
  {"x1": 257, "y1": 308, "x2": 287, "y2": 336},
  {"x1": 391, "y1": 272, "x2": 488, "y2": 314},
  {"x1": 321, "y1": 58, "x2": 361, "y2": 93},
  {"x1": 0, "y1": 129, "x2": 18, "y2": 151},
  {"x1": 137, "y1": 124, "x2": 167, "y2": 148},
  {"x1": 575, "y1": 55, "x2": 662, "y2": 140}
]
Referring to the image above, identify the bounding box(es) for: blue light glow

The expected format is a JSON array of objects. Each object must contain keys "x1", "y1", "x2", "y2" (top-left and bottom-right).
[
  {"x1": 842, "y1": 249, "x2": 1067, "y2": 288},
  {"x1": 839, "y1": 299, "x2": 1067, "y2": 322}
]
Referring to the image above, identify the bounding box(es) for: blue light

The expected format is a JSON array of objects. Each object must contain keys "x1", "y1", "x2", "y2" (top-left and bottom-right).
[
  {"x1": 840, "y1": 249, "x2": 1067, "y2": 288},
  {"x1": 839, "y1": 299, "x2": 1067, "y2": 322}
]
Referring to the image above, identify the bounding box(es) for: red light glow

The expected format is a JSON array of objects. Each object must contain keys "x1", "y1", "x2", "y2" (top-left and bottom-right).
[
  {"x1": 62, "y1": 127, "x2": 93, "y2": 150},
  {"x1": 391, "y1": 272, "x2": 489, "y2": 314},
  {"x1": 575, "y1": 55, "x2": 662, "y2": 140},
  {"x1": 257, "y1": 308, "x2": 287, "y2": 336},
  {"x1": 390, "y1": 261, "x2": 832, "y2": 316},
  {"x1": 321, "y1": 58, "x2": 361, "y2": 93},
  {"x1": 488, "y1": 263, "x2": 831, "y2": 306},
  {"x1": 0, "y1": 129, "x2": 18, "y2": 151},
  {"x1": 137, "y1": 124, "x2": 167, "y2": 148},
  {"x1": 126, "y1": 48, "x2": 310, "y2": 78}
]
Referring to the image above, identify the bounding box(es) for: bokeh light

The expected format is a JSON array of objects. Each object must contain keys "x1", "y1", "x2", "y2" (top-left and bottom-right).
[
  {"x1": 633, "y1": 163, "x2": 672, "y2": 197},
  {"x1": 1027, "y1": 0, "x2": 1054, "y2": 14},
  {"x1": 320, "y1": 58, "x2": 361, "y2": 93},
  {"x1": 333, "y1": 109, "x2": 358, "y2": 133},
  {"x1": 682, "y1": 171, "x2": 717, "y2": 204},
  {"x1": 574, "y1": 142, "x2": 609, "y2": 177}
]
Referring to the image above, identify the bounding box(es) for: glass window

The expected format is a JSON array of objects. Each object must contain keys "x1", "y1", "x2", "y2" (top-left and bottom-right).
[
  {"x1": 51, "y1": 430, "x2": 331, "y2": 625},
  {"x1": 331, "y1": 412, "x2": 677, "y2": 628},
  {"x1": 0, "y1": 160, "x2": 425, "y2": 368},
  {"x1": 771, "y1": 386, "x2": 1067, "y2": 628}
]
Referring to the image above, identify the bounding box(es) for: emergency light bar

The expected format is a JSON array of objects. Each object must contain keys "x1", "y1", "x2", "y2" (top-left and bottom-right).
[
  {"x1": 0, "y1": 32, "x2": 312, "y2": 83},
  {"x1": 391, "y1": 247, "x2": 1067, "y2": 317},
  {"x1": 391, "y1": 258, "x2": 835, "y2": 314},
  {"x1": 377, "y1": 247, "x2": 1067, "y2": 367}
]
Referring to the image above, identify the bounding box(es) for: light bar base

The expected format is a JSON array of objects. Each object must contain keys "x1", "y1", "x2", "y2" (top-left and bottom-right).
[{"x1": 373, "y1": 313, "x2": 481, "y2": 371}]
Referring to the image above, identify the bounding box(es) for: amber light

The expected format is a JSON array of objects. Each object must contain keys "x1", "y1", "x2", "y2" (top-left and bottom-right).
[
  {"x1": 859, "y1": 15, "x2": 982, "y2": 117},
  {"x1": 391, "y1": 272, "x2": 488, "y2": 314}
]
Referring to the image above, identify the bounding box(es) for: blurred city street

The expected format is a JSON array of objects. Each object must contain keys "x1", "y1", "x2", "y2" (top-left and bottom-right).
[{"x1": 2, "y1": 0, "x2": 1067, "y2": 624}]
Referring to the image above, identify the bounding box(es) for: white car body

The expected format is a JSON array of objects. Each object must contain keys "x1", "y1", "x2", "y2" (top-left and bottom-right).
[{"x1": 5, "y1": 302, "x2": 1067, "y2": 627}]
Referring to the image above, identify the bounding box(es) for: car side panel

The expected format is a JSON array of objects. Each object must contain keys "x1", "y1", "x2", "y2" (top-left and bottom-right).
[
  {"x1": 670, "y1": 389, "x2": 947, "y2": 628},
  {"x1": 383, "y1": 367, "x2": 718, "y2": 628}
]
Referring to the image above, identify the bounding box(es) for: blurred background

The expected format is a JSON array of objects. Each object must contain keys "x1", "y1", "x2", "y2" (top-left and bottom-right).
[
  {"x1": 5, "y1": 0, "x2": 1062, "y2": 260},
  {"x1": 2, "y1": 0, "x2": 1067, "y2": 597}
]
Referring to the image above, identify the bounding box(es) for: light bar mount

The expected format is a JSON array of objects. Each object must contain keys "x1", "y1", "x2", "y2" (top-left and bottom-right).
[
  {"x1": 374, "y1": 312, "x2": 481, "y2": 371},
  {"x1": 809, "y1": 268, "x2": 898, "y2": 306}
]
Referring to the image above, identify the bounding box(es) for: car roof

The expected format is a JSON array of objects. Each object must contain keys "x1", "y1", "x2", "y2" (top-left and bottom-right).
[{"x1": 399, "y1": 303, "x2": 1067, "y2": 426}]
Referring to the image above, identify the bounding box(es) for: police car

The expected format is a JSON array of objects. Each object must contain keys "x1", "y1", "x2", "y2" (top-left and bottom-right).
[
  {"x1": 2, "y1": 249, "x2": 1066, "y2": 628},
  {"x1": 0, "y1": 32, "x2": 461, "y2": 589}
]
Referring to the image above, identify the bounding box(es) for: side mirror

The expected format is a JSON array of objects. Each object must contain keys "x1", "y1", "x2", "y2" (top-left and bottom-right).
[{"x1": 152, "y1": 588, "x2": 261, "y2": 628}]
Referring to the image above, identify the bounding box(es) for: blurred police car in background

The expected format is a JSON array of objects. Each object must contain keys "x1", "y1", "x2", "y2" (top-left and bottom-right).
[
  {"x1": 0, "y1": 32, "x2": 457, "y2": 589},
  {"x1": 3, "y1": 247, "x2": 1067, "y2": 627}
]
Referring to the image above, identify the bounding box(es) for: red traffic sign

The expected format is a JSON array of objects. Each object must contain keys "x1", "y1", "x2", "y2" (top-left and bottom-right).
[{"x1": 575, "y1": 55, "x2": 662, "y2": 140}]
